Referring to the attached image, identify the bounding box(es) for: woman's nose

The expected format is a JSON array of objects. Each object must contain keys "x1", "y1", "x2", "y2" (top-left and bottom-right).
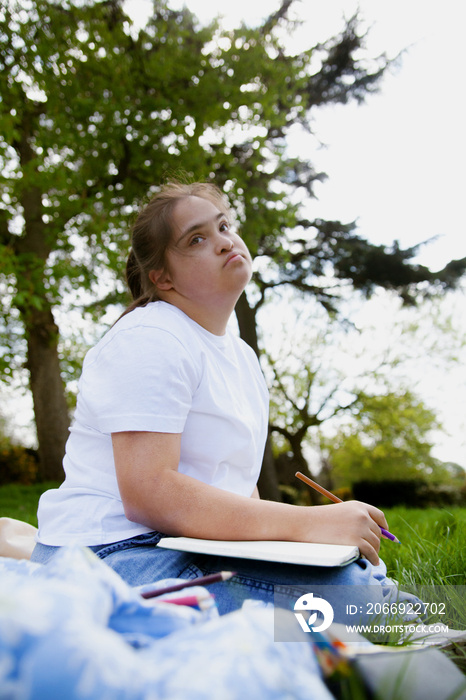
[{"x1": 217, "y1": 235, "x2": 234, "y2": 253}]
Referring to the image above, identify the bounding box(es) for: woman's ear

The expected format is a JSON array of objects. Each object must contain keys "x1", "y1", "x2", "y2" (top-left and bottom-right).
[{"x1": 149, "y1": 269, "x2": 173, "y2": 291}]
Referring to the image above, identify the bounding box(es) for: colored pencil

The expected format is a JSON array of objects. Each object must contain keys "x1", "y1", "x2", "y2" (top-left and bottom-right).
[
  {"x1": 158, "y1": 593, "x2": 213, "y2": 608},
  {"x1": 295, "y1": 471, "x2": 400, "y2": 543},
  {"x1": 140, "y1": 570, "x2": 236, "y2": 599}
]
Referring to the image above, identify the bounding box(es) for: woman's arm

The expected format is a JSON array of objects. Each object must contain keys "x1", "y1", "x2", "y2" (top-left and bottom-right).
[{"x1": 112, "y1": 430, "x2": 388, "y2": 566}]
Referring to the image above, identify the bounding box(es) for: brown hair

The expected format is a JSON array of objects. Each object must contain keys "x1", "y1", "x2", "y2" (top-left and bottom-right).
[{"x1": 122, "y1": 181, "x2": 233, "y2": 316}]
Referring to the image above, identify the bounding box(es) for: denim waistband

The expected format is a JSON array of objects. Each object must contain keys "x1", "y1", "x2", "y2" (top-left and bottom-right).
[{"x1": 90, "y1": 530, "x2": 166, "y2": 558}]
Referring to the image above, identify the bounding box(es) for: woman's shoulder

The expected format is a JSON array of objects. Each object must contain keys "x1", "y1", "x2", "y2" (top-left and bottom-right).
[
  {"x1": 105, "y1": 302, "x2": 195, "y2": 341},
  {"x1": 87, "y1": 302, "x2": 203, "y2": 366}
]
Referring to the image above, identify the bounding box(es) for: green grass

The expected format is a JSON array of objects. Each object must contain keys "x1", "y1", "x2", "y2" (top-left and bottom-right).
[
  {"x1": 0, "y1": 482, "x2": 59, "y2": 526},
  {"x1": 365, "y1": 506, "x2": 466, "y2": 674},
  {"x1": 381, "y1": 506, "x2": 466, "y2": 587}
]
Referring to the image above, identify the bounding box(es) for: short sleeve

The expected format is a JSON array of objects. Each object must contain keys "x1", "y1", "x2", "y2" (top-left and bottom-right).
[{"x1": 77, "y1": 325, "x2": 200, "y2": 434}]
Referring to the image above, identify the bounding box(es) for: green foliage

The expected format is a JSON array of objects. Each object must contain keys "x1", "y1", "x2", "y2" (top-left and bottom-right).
[
  {"x1": 0, "y1": 0, "x2": 214, "y2": 375},
  {"x1": 0, "y1": 406, "x2": 37, "y2": 484},
  {"x1": 322, "y1": 389, "x2": 442, "y2": 485},
  {"x1": 0, "y1": 439, "x2": 38, "y2": 485}
]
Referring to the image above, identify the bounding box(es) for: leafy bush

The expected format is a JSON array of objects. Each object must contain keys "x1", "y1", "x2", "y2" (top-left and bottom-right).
[{"x1": 0, "y1": 441, "x2": 39, "y2": 485}]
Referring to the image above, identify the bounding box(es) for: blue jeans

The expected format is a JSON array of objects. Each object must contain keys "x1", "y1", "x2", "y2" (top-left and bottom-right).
[{"x1": 31, "y1": 532, "x2": 416, "y2": 623}]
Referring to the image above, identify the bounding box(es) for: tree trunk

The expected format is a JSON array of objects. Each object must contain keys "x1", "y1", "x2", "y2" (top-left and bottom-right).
[
  {"x1": 235, "y1": 292, "x2": 282, "y2": 501},
  {"x1": 257, "y1": 427, "x2": 282, "y2": 501},
  {"x1": 235, "y1": 291, "x2": 261, "y2": 357},
  {"x1": 25, "y1": 306, "x2": 69, "y2": 481},
  {"x1": 12, "y1": 119, "x2": 70, "y2": 481},
  {"x1": 288, "y1": 437, "x2": 321, "y2": 505}
]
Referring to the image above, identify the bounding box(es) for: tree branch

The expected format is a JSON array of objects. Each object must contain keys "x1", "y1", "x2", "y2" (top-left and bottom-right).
[{"x1": 262, "y1": 0, "x2": 296, "y2": 34}]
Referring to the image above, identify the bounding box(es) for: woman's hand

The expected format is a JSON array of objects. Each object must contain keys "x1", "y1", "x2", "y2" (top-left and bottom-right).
[{"x1": 296, "y1": 500, "x2": 388, "y2": 566}]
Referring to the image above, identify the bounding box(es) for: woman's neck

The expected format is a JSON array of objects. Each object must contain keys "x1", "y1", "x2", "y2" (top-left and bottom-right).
[{"x1": 161, "y1": 295, "x2": 237, "y2": 336}]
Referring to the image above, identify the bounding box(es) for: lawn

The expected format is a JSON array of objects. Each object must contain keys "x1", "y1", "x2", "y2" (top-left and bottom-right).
[
  {"x1": 0, "y1": 482, "x2": 59, "y2": 527},
  {"x1": 380, "y1": 506, "x2": 466, "y2": 587},
  {"x1": 371, "y1": 506, "x2": 466, "y2": 654}
]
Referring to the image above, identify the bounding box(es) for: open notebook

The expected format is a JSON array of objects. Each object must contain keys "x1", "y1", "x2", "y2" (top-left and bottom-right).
[{"x1": 158, "y1": 537, "x2": 359, "y2": 567}]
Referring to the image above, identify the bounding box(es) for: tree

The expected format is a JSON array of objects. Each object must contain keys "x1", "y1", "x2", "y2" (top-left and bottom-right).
[
  {"x1": 1, "y1": 0, "x2": 465, "y2": 484},
  {"x1": 0, "y1": 0, "x2": 223, "y2": 478},
  {"x1": 264, "y1": 311, "x2": 355, "y2": 499},
  {"x1": 320, "y1": 389, "x2": 441, "y2": 487},
  {"x1": 262, "y1": 290, "x2": 466, "y2": 499}
]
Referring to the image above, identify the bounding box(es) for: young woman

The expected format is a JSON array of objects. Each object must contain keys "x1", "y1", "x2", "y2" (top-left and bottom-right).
[{"x1": 31, "y1": 181, "x2": 409, "y2": 620}]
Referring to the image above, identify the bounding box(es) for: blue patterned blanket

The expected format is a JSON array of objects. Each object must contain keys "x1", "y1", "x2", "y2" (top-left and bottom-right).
[{"x1": 0, "y1": 546, "x2": 332, "y2": 699}]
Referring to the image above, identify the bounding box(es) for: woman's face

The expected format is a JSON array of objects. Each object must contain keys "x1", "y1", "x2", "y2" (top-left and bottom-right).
[{"x1": 153, "y1": 196, "x2": 253, "y2": 313}]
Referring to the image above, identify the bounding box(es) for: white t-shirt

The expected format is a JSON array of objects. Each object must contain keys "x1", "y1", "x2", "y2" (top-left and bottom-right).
[{"x1": 36, "y1": 302, "x2": 269, "y2": 546}]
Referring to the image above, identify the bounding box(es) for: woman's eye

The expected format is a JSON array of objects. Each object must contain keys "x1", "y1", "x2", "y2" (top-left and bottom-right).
[
  {"x1": 219, "y1": 221, "x2": 229, "y2": 232},
  {"x1": 189, "y1": 235, "x2": 203, "y2": 246}
]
